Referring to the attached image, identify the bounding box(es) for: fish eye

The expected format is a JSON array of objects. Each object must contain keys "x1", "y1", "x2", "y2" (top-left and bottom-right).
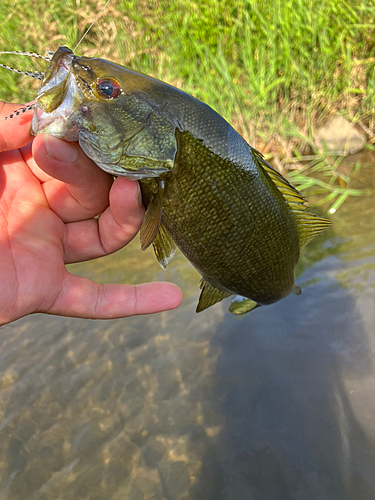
[{"x1": 96, "y1": 78, "x2": 121, "y2": 99}]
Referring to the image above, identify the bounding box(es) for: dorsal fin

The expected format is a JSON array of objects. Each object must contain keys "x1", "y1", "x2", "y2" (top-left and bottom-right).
[{"x1": 251, "y1": 148, "x2": 331, "y2": 249}]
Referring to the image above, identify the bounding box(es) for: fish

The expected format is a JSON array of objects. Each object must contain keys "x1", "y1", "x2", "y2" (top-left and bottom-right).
[{"x1": 2, "y1": 46, "x2": 331, "y2": 314}]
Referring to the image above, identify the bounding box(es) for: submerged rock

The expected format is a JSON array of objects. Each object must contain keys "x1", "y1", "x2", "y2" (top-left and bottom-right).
[{"x1": 317, "y1": 116, "x2": 367, "y2": 154}]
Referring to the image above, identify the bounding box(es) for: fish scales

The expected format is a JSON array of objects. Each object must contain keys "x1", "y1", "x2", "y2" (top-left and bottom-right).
[
  {"x1": 142, "y1": 129, "x2": 300, "y2": 305},
  {"x1": 7, "y1": 46, "x2": 330, "y2": 314}
]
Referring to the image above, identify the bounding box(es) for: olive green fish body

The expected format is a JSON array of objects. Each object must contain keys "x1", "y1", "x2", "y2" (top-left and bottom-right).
[
  {"x1": 141, "y1": 129, "x2": 300, "y2": 306},
  {"x1": 29, "y1": 47, "x2": 331, "y2": 313}
]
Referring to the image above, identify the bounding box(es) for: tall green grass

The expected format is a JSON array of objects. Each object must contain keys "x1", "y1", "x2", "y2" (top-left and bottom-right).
[
  {"x1": 1, "y1": 0, "x2": 374, "y2": 211},
  {"x1": 2, "y1": 0, "x2": 374, "y2": 122}
]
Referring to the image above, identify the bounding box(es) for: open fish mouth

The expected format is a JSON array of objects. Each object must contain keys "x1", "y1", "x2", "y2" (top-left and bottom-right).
[
  {"x1": 32, "y1": 103, "x2": 79, "y2": 140},
  {"x1": 40, "y1": 52, "x2": 73, "y2": 93},
  {"x1": 31, "y1": 48, "x2": 81, "y2": 141}
]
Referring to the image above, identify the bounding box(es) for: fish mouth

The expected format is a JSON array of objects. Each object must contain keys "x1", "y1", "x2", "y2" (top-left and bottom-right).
[
  {"x1": 41, "y1": 52, "x2": 74, "y2": 94},
  {"x1": 31, "y1": 49, "x2": 81, "y2": 140},
  {"x1": 32, "y1": 103, "x2": 80, "y2": 140}
]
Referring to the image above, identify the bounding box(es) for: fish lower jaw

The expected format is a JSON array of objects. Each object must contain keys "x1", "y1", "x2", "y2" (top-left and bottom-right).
[{"x1": 31, "y1": 108, "x2": 79, "y2": 141}]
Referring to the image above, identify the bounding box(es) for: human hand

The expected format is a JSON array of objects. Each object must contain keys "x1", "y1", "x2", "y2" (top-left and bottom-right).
[{"x1": 0, "y1": 101, "x2": 182, "y2": 325}]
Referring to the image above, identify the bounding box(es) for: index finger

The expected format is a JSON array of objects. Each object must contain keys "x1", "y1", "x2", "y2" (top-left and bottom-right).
[{"x1": 0, "y1": 101, "x2": 34, "y2": 152}]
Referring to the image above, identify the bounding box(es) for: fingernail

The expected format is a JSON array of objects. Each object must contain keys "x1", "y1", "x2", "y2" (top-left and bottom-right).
[
  {"x1": 136, "y1": 182, "x2": 143, "y2": 206},
  {"x1": 44, "y1": 134, "x2": 78, "y2": 163}
]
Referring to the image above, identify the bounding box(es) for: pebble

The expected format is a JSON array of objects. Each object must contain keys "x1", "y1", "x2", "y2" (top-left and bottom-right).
[{"x1": 317, "y1": 116, "x2": 367, "y2": 154}]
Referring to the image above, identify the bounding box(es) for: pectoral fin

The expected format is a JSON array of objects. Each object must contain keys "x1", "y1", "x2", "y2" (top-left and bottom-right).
[
  {"x1": 228, "y1": 296, "x2": 259, "y2": 315},
  {"x1": 196, "y1": 280, "x2": 231, "y2": 313},
  {"x1": 140, "y1": 192, "x2": 162, "y2": 250},
  {"x1": 152, "y1": 224, "x2": 177, "y2": 270}
]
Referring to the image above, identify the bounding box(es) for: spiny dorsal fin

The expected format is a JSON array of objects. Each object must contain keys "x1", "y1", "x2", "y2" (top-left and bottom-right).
[
  {"x1": 251, "y1": 148, "x2": 331, "y2": 249},
  {"x1": 196, "y1": 280, "x2": 231, "y2": 313},
  {"x1": 152, "y1": 223, "x2": 177, "y2": 270}
]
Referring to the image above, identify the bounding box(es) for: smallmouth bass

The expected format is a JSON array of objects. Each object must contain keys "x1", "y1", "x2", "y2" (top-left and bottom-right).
[{"x1": 27, "y1": 47, "x2": 330, "y2": 313}]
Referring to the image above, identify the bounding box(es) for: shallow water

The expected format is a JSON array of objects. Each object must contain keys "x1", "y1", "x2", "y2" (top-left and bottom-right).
[{"x1": 0, "y1": 155, "x2": 374, "y2": 500}]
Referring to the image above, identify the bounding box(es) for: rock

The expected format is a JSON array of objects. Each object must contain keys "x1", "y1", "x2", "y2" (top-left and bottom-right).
[{"x1": 317, "y1": 116, "x2": 367, "y2": 154}]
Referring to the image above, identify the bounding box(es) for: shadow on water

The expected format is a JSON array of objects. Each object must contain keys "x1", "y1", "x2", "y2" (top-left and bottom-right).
[
  {"x1": 192, "y1": 268, "x2": 375, "y2": 500},
  {"x1": 0, "y1": 162, "x2": 374, "y2": 499},
  {"x1": 191, "y1": 160, "x2": 375, "y2": 499}
]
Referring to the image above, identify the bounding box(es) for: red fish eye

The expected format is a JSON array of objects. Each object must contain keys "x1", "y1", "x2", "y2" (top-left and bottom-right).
[{"x1": 97, "y1": 78, "x2": 121, "y2": 99}]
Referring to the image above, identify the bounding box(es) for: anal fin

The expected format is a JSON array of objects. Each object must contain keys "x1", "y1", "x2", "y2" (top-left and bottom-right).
[
  {"x1": 196, "y1": 280, "x2": 231, "y2": 313},
  {"x1": 153, "y1": 223, "x2": 177, "y2": 270},
  {"x1": 229, "y1": 296, "x2": 259, "y2": 315}
]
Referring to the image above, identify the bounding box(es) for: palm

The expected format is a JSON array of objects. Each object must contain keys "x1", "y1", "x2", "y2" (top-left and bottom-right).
[
  {"x1": 0, "y1": 149, "x2": 66, "y2": 318},
  {"x1": 0, "y1": 102, "x2": 182, "y2": 324}
]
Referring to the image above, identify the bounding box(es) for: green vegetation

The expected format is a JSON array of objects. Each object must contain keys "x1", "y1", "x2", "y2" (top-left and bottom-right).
[{"x1": 1, "y1": 0, "x2": 374, "y2": 211}]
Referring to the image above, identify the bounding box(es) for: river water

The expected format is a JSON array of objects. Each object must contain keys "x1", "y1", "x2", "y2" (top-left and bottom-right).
[{"x1": 0, "y1": 154, "x2": 374, "y2": 500}]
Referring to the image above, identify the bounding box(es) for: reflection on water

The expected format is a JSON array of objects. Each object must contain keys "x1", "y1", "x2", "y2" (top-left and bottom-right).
[{"x1": 0, "y1": 159, "x2": 375, "y2": 499}]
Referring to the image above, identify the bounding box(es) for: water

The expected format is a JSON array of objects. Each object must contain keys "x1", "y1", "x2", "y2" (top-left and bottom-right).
[{"x1": 0, "y1": 155, "x2": 374, "y2": 500}]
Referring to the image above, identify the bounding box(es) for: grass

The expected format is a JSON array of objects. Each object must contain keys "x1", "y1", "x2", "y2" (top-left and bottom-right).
[{"x1": 1, "y1": 0, "x2": 374, "y2": 212}]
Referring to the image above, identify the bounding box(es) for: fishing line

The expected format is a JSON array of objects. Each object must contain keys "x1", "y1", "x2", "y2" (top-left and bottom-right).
[
  {"x1": 74, "y1": 0, "x2": 113, "y2": 52},
  {"x1": 0, "y1": 63, "x2": 43, "y2": 80},
  {"x1": 0, "y1": 50, "x2": 52, "y2": 62},
  {"x1": 0, "y1": 50, "x2": 53, "y2": 80}
]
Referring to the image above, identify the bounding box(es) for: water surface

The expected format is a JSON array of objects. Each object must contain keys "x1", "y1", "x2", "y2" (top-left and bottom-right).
[{"x1": 0, "y1": 156, "x2": 374, "y2": 500}]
